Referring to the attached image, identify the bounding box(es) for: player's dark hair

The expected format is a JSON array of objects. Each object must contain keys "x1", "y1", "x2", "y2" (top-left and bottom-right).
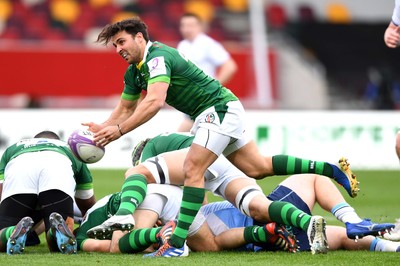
[
  {"x1": 181, "y1": 12, "x2": 203, "y2": 23},
  {"x1": 34, "y1": 131, "x2": 60, "y2": 140},
  {"x1": 97, "y1": 17, "x2": 149, "y2": 45}
]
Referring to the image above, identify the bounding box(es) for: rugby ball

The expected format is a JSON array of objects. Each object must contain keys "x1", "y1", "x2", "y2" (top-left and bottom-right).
[{"x1": 68, "y1": 130, "x2": 105, "y2": 164}]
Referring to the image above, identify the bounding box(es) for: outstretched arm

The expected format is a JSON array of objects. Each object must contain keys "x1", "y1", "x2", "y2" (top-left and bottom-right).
[{"x1": 93, "y1": 82, "x2": 168, "y2": 146}]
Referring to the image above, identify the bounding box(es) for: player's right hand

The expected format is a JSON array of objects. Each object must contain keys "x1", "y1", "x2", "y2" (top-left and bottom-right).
[{"x1": 81, "y1": 122, "x2": 103, "y2": 133}]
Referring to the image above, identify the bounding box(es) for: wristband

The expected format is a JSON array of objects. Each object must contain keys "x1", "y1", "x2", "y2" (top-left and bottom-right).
[{"x1": 117, "y1": 124, "x2": 124, "y2": 136}]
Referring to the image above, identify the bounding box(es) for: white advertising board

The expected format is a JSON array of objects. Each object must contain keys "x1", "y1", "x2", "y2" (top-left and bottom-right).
[{"x1": 0, "y1": 109, "x2": 399, "y2": 169}]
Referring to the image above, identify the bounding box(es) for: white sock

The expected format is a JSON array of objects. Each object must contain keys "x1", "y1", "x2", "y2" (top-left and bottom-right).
[
  {"x1": 372, "y1": 238, "x2": 400, "y2": 252},
  {"x1": 331, "y1": 202, "x2": 363, "y2": 223}
]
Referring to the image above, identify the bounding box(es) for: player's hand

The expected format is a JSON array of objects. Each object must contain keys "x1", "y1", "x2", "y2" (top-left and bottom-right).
[
  {"x1": 82, "y1": 122, "x2": 103, "y2": 133},
  {"x1": 93, "y1": 125, "x2": 121, "y2": 146},
  {"x1": 384, "y1": 26, "x2": 400, "y2": 48}
]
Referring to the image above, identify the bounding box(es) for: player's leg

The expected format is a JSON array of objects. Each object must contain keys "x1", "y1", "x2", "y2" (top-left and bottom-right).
[
  {"x1": 326, "y1": 225, "x2": 400, "y2": 252},
  {"x1": 87, "y1": 165, "x2": 151, "y2": 236},
  {"x1": 38, "y1": 189, "x2": 76, "y2": 254},
  {"x1": 223, "y1": 177, "x2": 328, "y2": 254},
  {"x1": 225, "y1": 138, "x2": 359, "y2": 198},
  {"x1": 0, "y1": 194, "x2": 37, "y2": 254},
  {"x1": 201, "y1": 203, "x2": 297, "y2": 252},
  {"x1": 114, "y1": 201, "x2": 163, "y2": 253}
]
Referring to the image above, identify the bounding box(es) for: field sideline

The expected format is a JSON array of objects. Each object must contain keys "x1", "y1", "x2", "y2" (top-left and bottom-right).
[{"x1": 1, "y1": 170, "x2": 399, "y2": 265}]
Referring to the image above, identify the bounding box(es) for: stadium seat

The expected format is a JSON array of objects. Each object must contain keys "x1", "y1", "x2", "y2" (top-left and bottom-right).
[
  {"x1": 0, "y1": 0, "x2": 12, "y2": 22},
  {"x1": 326, "y1": 3, "x2": 351, "y2": 24},
  {"x1": 184, "y1": 0, "x2": 215, "y2": 24},
  {"x1": 49, "y1": 0, "x2": 81, "y2": 26},
  {"x1": 298, "y1": 4, "x2": 315, "y2": 23},
  {"x1": 222, "y1": 0, "x2": 247, "y2": 13},
  {"x1": 265, "y1": 3, "x2": 287, "y2": 29}
]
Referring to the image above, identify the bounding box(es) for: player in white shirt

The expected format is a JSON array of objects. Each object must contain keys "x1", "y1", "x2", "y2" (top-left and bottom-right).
[{"x1": 177, "y1": 12, "x2": 238, "y2": 132}]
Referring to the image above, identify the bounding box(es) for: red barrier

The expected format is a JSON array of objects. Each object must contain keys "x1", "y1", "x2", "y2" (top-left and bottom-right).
[{"x1": 0, "y1": 44, "x2": 276, "y2": 100}]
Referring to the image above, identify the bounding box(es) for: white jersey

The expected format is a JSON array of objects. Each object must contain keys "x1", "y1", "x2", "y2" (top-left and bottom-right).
[
  {"x1": 392, "y1": 0, "x2": 400, "y2": 26},
  {"x1": 177, "y1": 33, "x2": 230, "y2": 78}
]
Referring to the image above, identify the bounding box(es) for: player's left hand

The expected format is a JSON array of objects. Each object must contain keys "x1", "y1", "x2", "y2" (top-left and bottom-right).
[{"x1": 93, "y1": 125, "x2": 121, "y2": 146}]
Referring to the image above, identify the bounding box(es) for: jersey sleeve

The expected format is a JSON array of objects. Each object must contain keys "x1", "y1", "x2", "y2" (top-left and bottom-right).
[
  {"x1": 393, "y1": 0, "x2": 400, "y2": 26},
  {"x1": 0, "y1": 146, "x2": 13, "y2": 182},
  {"x1": 146, "y1": 48, "x2": 175, "y2": 85},
  {"x1": 122, "y1": 66, "x2": 142, "y2": 101},
  {"x1": 74, "y1": 163, "x2": 94, "y2": 192}
]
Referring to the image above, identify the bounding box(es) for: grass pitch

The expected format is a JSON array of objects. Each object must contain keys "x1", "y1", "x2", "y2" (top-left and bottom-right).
[{"x1": 1, "y1": 169, "x2": 399, "y2": 265}]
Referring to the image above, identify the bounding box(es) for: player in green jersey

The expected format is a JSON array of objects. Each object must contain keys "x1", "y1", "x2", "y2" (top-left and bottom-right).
[
  {"x1": 0, "y1": 131, "x2": 96, "y2": 254},
  {"x1": 83, "y1": 17, "x2": 358, "y2": 257}
]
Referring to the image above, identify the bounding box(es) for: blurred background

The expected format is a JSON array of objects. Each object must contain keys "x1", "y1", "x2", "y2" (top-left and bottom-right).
[
  {"x1": 1, "y1": 0, "x2": 400, "y2": 170},
  {"x1": 0, "y1": 0, "x2": 399, "y2": 110}
]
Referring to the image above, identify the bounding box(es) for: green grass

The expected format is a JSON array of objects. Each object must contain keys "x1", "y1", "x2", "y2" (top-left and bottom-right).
[{"x1": 2, "y1": 170, "x2": 399, "y2": 265}]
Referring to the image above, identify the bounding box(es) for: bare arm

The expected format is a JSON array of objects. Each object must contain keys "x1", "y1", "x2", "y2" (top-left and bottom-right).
[
  {"x1": 75, "y1": 195, "x2": 96, "y2": 216},
  {"x1": 216, "y1": 58, "x2": 237, "y2": 85},
  {"x1": 83, "y1": 98, "x2": 138, "y2": 133},
  {"x1": 94, "y1": 82, "x2": 169, "y2": 146}
]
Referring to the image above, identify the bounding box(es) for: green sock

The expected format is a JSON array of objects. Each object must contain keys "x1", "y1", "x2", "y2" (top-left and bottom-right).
[
  {"x1": 268, "y1": 201, "x2": 311, "y2": 232},
  {"x1": 0, "y1": 226, "x2": 15, "y2": 245},
  {"x1": 119, "y1": 227, "x2": 160, "y2": 253},
  {"x1": 272, "y1": 155, "x2": 334, "y2": 177},
  {"x1": 169, "y1": 186, "x2": 205, "y2": 248},
  {"x1": 243, "y1": 225, "x2": 271, "y2": 243},
  {"x1": 116, "y1": 174, "x2": 147, "y2": 216}
]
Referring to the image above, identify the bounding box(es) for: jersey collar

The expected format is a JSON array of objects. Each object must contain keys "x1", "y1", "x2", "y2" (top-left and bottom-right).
[{"x1": 136, "y1": 41, "x2": 153, "y2": 69}]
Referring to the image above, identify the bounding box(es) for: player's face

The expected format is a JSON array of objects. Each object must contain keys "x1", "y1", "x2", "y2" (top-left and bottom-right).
[
  {"x1": 112, "y1": 31, "x2": 143, "y2": 64},
  {"x1": 180, "y1": 16, "x2": 202, "y2": 41}
]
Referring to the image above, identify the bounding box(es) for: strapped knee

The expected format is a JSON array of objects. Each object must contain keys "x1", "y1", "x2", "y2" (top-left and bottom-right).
[
  {"x1": 141, "y1": 155, "x2": 170, "y2": 184},
  {"x1": 235, "y1": 185, "x2": 263, "y2": 217}
]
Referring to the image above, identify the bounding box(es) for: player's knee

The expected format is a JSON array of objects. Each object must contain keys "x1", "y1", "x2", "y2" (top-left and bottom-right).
[{"x1": 235, "y1": 185, "x2": 264, "y2": 217}]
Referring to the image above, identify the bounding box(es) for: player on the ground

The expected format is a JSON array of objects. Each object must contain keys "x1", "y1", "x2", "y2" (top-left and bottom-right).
[
  {"x1": 138, "y1": 174, "x2": 397, "y2": 253},
  {"x1": 0, "y1": 131, "x2": 96, "y2": 254},
  {"x1": 77, "y1": 184, "x2": 296, "y2": 254},
  {"x1": 83, "y1": 17, "x2": 358, "y2": 257},
  {"x1": 384, "y1": 0, "x2": 400, "y2": 48},
  {"x1": 88, "y1": 139, "x2": 332, "y2": 256}
]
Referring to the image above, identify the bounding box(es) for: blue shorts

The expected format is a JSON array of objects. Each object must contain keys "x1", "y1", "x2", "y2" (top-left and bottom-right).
[
  {"x1": 201, "y1": 186, "x2": 311, "y2": 252},
  {"x1": 267, "y1": 185, "x2": 312, "y2": 251}
]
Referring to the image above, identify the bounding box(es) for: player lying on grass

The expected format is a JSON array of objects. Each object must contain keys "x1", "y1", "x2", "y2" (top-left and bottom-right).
[
  {"x1": 88, "y1": 134, "x2": 339, "y2": 255},
  {"x1": 0, "y1": 131, "x2": 96, "y2": 255},
  {"x1": 81, "y1": 173, "x2": 395, "y2": 255},
  {"x1": 192, "y1": 174, "x2": 397, "y2": 253},
  {"x1": 75, "y1": 184, "x2": 296, "y2": 253},
  {"x1": 120, "y1": 173, "x2": 397, "y2": 254}
]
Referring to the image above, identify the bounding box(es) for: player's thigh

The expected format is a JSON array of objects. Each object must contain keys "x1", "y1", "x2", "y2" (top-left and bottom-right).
[
  {"x1": 38, "y1": 189, "x2": 74, "y2": 231},
  {"x1": 187, "y1": 222, "x2": 219, "y2": 252},
  {"x1": 221, "y1": 177, "x2": 260, "y2": 205},
  {"x1": 139, "y1": 151, "x2": 186, "y2": 185},
  {"x1": 0, "y1": 194, "x2": 38, "y2": 229},
  {"x1": 277, "y1": 174, "x2": 317, "y2": 211},
  {"x1": 226, "y1": 140, "x2": 273, "y2": 179}
]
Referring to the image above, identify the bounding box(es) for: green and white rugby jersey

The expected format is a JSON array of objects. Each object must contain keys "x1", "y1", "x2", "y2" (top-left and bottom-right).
[
  {"x1": 121, "y1": 41, "x2": 238, "y2": 120},
  {"x1": 0, "y1": 138, "x2": 93, "y2": 191},
  {"x1": 140, "y1": 132, "x2": 194, "y2": 162}
]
